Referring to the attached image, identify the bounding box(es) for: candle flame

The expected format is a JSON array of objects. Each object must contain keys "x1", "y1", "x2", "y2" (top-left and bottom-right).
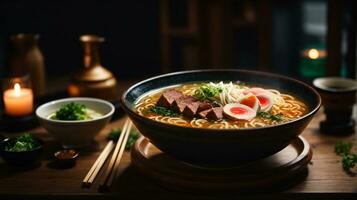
[
  {"x1": 14, "y1": 83, "x2": 21, "y2": 97},
  {"x1": 308, "y1": 49, "x2": 319, "y2": 59}
]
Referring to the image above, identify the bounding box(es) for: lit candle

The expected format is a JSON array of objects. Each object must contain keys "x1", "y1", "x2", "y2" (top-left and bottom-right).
[{"x1": 3, "y1": 83, "x2": 34, "y2": 116}]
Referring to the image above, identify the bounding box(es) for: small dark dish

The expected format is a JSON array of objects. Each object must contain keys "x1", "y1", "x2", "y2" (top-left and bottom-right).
[
  {"x1": 54, "y1": 149, "x2": 78, "y2": 168},
  {"x1": 0, "y1": 137, "x2": 43, "y2": 166},
  {"x1": 121, "y1": 69, "x2": 321, "y2": 165},
  {"x1": 313, "y1": 77, "x2": 357, "y2": 134}
]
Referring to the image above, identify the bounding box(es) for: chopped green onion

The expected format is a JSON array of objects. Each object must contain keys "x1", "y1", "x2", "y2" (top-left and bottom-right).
[
  {"x1": 257, "y1": 112, "x2": 283, "y2": 122},
  {"x1": 149, "y1": 106, "x2": 178, "y2": 117},
  {"x1": 5, "y1": 133, "x2": 39, "y2": 152},
  {"x1": 51, "y1": 102, "x2": 89, "y2": 120},
  {"x1": 193, "y1": 84, "x2": 223, "y2": 100}
]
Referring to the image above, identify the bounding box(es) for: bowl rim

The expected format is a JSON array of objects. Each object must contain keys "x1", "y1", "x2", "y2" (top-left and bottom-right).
[
  {"x1": 36, "y1": 97, "x2": 115, "y2": 124},
  {"x1": 313, "y1": 76, "x2": 357, "y2": 93},
  {"x1": 0, "y1": 137, "x2": 44, "y2": 153},
  {"x1": 121, "y1": 69, "x2": 321, "y2": 132},
  {"x1": 54, "y1": 149, "x2": 79, "y2": 160}
]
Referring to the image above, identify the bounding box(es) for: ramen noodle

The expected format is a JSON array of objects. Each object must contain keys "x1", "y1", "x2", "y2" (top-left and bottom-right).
[{"x1": 135, "y1": 82, "x2": 308, "y2": 129}]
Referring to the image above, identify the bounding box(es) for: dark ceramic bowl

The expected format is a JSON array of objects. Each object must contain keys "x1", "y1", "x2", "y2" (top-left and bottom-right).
[
  {"x1": 121, "y1": 70, "x2": 321, "y2": 165},
  {"x1": 54, "y1": 149, "x2": 79, "y2": 168},
  {"x1": 0, "y1": 137, "x2": 44, "y2": 166}
]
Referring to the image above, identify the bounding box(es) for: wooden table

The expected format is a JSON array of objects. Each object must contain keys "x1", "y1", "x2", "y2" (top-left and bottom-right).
[{"x1": 0, "y1": 109, "x2": 356, "y2": 199}]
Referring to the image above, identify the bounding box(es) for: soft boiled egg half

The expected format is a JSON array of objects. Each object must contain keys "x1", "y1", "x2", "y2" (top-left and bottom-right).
[
  {"x1": 223, "y1": 103, "x2": 256, "y2": 121},
  {"x1": 244, "y1": 87, "x2": 275, "y2": 112}
]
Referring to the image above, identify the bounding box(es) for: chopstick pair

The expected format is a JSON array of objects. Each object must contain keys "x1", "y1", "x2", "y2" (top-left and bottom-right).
[
  {"x1": 82, "y1": 140, "x2": 115, "y2": 187},
  {"x1": 99, "y1": 118, "x2": 132, "y2": 191},
  {"x1": 82, "y1": 118, "x2": 132, "y2": 189}
]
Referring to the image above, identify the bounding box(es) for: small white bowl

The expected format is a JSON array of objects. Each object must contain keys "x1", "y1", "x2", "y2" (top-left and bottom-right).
[{"x1": 36, "y1": 97, "x2": 115, "y2": 148}]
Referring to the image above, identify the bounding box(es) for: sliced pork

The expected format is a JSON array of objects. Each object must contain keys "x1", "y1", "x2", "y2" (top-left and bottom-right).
[
  {"x1": 157, "y1": 89, "x2": 184, "y2": 108},
  {"x1": 171, "y1": 96, "x2": 196, "y2": 113},
  {"x1": 183, "y1": 102, "x2": 200, "y2": 118},
  {"x1": 205, "y1": 107, "x2": 223, "y2": 120},
  {"x1": 198, "y1": 109, "x2": 211, "y2": 119},
  {"x1": 182, "y1": 100, "x2": 214, "y2": 118},
  {"x1": 197, "y1": 101, "x2": 212, "y2": 112},
  {"x1": 156, "y1": 89, "x2": 221, "y2": 119}
]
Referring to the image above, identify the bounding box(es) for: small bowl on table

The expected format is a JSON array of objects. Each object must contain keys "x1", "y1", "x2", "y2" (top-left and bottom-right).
[
  {"x1": 0, "y1": 137, "x2": 44, "y2": 166},
  {"x1": 313, "y1": 77, "x2": 357, "y2": 134},
  {"x1": 54, "y1": 149, "x2": 79, "y2": 168},
  {"x1": 36, "y1": 97, "x2": 115, "y2": 148}
]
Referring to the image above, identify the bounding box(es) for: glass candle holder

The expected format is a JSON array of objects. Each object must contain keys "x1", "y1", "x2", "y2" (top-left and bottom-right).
[{"x1": 2, "y1": 75, "x2": 34, "y2": 117}]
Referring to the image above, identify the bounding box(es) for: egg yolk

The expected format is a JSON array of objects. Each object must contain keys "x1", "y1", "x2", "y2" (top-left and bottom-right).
[
  {"x1": 230, "y1": 107, "x2": 247, "y2": 115},
  {"x1": 258, "y1": 96, "x2": 268, "y2": 106}
]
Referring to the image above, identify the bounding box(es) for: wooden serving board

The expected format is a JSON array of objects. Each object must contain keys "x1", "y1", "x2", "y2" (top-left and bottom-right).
[
  {"x1": 131, "y1": 136, "x2": 313, "y2": 193},
  {"x1": 1, "y1": 110, "x2": 357, "y2": 199}
]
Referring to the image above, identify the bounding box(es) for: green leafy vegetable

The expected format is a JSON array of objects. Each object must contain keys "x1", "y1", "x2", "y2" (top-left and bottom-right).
[
  {"x1": 335, "y1": 141, "x2": 353, "y2": 156},
  {"x1": 51, "y1": 102, "x2": 89, "y2": 120},
  {"x1": 342, "y1": 154, "x2": 357, "y2": 170},
  {"x1": 149, "y1": 106, "x2": 178, "y2": 117},
  {"x1": 335, "y1": 141, "x2": 357, "y2": 171},
  {"x1": 107, "y1": 128, "x2": 140, "y2": 149},
  {"x1": 193, "y1": 84, "x2": 223, "y2": 100},
  {"x1": 257, "y1": 112, "x2": 283, "y2": 122},
  {"x1": 5, "y1": 133, "x2": 39, "y2": 152}
]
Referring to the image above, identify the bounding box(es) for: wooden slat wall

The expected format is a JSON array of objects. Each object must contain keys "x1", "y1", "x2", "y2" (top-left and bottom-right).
[
  {"x1": 346, "y1": 0, "x2": 357, "y2": 79},
  {"x1": 326, "y1": 0, "x2": 342, "y2": 76},
  {"x1": 159, "y1": 0, "x2": 171, "y2": 73},
  {"x1": 159, "y1": 0, "x2": 234, "y2": 72},
  {"x1": 256, "y1": 0, "x2": 272, "y2": 71},
  {"x1": 204, "y1": 0, "x2": 233, "y2": 68}
]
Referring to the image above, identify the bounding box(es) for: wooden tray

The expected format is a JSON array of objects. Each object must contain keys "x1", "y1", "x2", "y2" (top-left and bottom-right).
[{"x1": 131, "y1": 136, "x2": 312, "y2": 193}]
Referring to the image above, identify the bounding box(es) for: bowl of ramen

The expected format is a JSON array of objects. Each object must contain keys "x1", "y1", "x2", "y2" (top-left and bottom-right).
[
  {"x1": 121, "y1": 70, "x2": 321, "y2": 165},
  {"x1": 36, "y1": 97, "x2": 114, "y2": 148}
]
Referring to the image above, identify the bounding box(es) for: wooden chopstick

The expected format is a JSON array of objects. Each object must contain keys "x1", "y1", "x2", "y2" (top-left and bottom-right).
[
  {"x1": 105, "y1": 121, "x2": 132, "y2": 187},
  {"x1": 82, "y1": 140, "x2": 115, "y2": 187},
  {"x1": 99, "y1": 118, "x2": 132, "y2": 190},
  {"x1": 86, "y1": 141, "x2": 115, "y2": 185}
]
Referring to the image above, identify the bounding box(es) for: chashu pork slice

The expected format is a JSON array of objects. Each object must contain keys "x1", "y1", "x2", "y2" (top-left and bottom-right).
[{"x1": 157, "y1": 89, "x2": 184, "y2": 108}]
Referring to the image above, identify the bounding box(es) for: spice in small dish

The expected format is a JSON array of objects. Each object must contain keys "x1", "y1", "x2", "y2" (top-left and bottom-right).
[{"x1": 54, "y1": 149, "x2": 79, "y2": 167}]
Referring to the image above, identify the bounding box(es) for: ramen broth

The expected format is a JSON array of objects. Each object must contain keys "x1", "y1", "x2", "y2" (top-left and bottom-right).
[{"x1": 135, "y1": 82, "x2": 308, "y2": 129}]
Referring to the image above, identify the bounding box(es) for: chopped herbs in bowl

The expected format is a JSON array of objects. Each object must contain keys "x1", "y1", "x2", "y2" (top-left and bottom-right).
[
  {"x1": 36, "y1": 97, "x2": 115, "y2": 147},
  {"x1": 49, "y1": 102, "x2": 102, "y2": 121},
  {"x1": 4, "y1": 133, "x2": 41, "y2": 152},
  {"x1": 0, "y1": 133, "x2": 44, "y2": 166}
]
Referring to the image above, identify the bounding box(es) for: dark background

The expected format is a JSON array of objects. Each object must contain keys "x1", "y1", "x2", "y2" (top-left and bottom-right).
[
  {"x1": 0, "y1": 0, "x2": 355, "y2": 80},
  {"x1": 0, "y1": 0, "x2": 160, "y2": 78}
]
